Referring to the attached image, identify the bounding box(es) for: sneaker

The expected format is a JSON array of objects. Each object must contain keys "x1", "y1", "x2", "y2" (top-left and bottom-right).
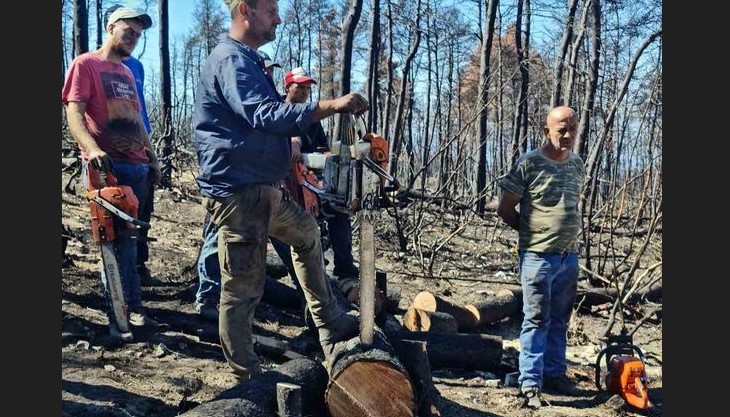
[
  {"x1": 138, "y1": 265, "x2": 167, "y2": 287},
  {"x1": 318, "y1": 311, "x2": 359, "y2": 357},
  {"x1": 196, "y1": 303, "x2": 219, "y2": 323},
  {"x1": 542, "y1": 374, "x2": 585, "y2": 397},
  {"x1": 519, "y1": 386, "x2": 544, "y2": 409},
  {"x1": 129, "y1": 311, "x2": 160, "y2": 327},
  {"x1": 108, "y1": 323, "x2": 134, "y2": 342}
]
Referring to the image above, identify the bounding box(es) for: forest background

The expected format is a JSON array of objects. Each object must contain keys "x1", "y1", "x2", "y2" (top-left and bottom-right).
[{"x1": 59, "y1": 0, "x2": 663, "y2": 415}]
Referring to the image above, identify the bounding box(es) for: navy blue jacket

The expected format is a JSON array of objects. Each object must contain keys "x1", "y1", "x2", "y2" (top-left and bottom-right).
[{"x1": 193, "y1": 36, "x2": 317, "y2": 198}]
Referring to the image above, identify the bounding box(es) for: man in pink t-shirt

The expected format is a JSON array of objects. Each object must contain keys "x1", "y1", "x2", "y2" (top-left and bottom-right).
[{"x1": 62, "y1": 6, "x2": 161, "y2": 341}]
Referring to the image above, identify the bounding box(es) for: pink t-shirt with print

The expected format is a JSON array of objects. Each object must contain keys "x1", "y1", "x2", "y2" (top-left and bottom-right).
[{"x1": 62, "y1": 52, "x2": 149, "y2": 164}]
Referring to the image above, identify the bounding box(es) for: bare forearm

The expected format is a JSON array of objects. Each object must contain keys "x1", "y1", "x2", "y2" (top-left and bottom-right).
[
  {"x1": 311, "y1": 100, "x2": 338, "y2": 123},
  {"x1": 66, "y1": 108, "x2": 101, "y2": 154}
]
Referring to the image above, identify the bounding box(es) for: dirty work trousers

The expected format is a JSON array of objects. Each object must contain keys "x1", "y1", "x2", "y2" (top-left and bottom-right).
[{"x1": 203, "y1": 183, "x2": 341, "y2": 378}]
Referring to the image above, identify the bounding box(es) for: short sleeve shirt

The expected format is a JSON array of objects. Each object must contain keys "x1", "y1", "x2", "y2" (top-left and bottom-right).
[
  {"x1": 499, "y1": 149, "x2": 585, "y2": 253},
  {"x1": 62, "y1": 52, "x2": 149, "y2": 164}
]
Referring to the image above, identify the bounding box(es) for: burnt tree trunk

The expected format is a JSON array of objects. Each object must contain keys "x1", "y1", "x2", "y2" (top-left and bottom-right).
[
  {"x1": 178, "y1": 357, "x2": 328, "y2": 417},
  {"x1": 396, "y1": 339, "x2": 442, "y2": 417},
  {"x1": 381, "y1": 313, "x2": 503, "y2": 372}
]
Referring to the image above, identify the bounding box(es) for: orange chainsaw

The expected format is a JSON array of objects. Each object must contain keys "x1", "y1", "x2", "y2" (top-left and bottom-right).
[
  {"x1": 594, "y1": 330, "x2": 654, "y2": 410},
  {"x1": 86, "y1": 163, "x2": 150, "y2": 342},
  {"x1": 299, "y1": 115, "x2": 399, "y2": 348}
]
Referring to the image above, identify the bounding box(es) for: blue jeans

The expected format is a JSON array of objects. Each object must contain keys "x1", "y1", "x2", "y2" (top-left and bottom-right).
[
  {"x1": 196, "y1": 213, "x2": 221, "y2": 307},
  {"x1": 136, "y1": 186, "x2": 155, "y2": 269},
  {"x1": 517, "y1": 251, "x2": 578, "y2": 390},
  {"x1": 323, "y1": 204, "x2": 357, "y2": 277},
  {"x1": 84, "y1": 161, "x2": 151, "y2": 311}
]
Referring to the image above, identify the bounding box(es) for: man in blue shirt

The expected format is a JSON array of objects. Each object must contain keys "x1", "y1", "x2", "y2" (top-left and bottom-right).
[{"x1": 193, "y1": 0, "x2": 368, "y2": 380}]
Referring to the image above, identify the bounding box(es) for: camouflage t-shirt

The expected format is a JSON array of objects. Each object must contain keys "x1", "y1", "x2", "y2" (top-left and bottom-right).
[{"x1": 499, "y1": 149, "x2": 586, "y2": 253}]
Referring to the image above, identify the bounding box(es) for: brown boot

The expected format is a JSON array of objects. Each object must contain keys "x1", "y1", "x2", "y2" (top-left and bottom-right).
[{"x1": 318, "y1": 311, "x2": 359, "y2": 358}]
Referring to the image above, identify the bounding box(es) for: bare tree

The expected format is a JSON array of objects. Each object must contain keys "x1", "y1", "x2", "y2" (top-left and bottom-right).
[
  {"x1": 387, "y1": 0, "x2": 422, "y2": 180},
  {"x1": 550, "y1": 0, "x2": 580, "y2": 108},
  {"x1": 366, "y1": 0, "x2": 381, "y2": 131},
  {"x1": 474, "y1": 0, "x2": 499, "y2": 214},
  {"x1": 158, "y1": 0, "x2": 174, "y2": 188},
  {"x1": 73, "y1": 0, "x2": 89, "y2": 56},
  {"x1": 332, "y1": 0, "x2": 364, "y2": 141}
]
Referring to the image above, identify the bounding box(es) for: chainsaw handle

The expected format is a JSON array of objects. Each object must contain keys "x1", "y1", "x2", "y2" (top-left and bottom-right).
[
  {"x1": 594, "y1": 343, "x2": 647, "y2": 391},
  {"x1": 87, "y1": 161, "x2": 118, "y2": 190}
]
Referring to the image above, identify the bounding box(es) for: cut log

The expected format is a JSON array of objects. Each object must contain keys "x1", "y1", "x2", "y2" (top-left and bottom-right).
[
  {"x1": 464, "y1": 287, "x2": 523, "y2": 326},
  {"x1": 402, "y1": 307, "x2": 458, "y2": 333},
  {"x1": 412, "y1": 291, "x2": 478, "y2": 331},
  {"x1": 396, "y1": 339, "x2": 442, "y2": 417},
  {"x1": 325, "y1": 323, "x2": 415, "y2": 417},
  {"x1": 178, "y1": 357, "x2": 328, "y2": 417},
  {"x1": 318, "y1": 281, "x2": 416, "y2": 417},
  {"x1": 381, "y1": 313, "x2": 503, "y2": 372}
]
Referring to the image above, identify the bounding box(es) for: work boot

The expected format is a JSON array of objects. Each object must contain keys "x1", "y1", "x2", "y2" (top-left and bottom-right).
[
  {"x1": 195, "y1": 303, "x2": 220, "y2": 323},
  {"x1": 542, "y1": 374, "x2": 585, "y2": 397},
  {"x1": 108, "y1": 323, "x2": 134, "y2": 342},
  {"x1": 519, "y1": 386, "x2": 545, "y2": 409},
  {"x1": 318, "y1": 311, "x2": 359, "y2": 358},
  {"x1": 129, "y1": 310, "x2": 160, "y2": 327},
  {"x1": 138, "y1": 265, "x2": 167, "y2": 287}
]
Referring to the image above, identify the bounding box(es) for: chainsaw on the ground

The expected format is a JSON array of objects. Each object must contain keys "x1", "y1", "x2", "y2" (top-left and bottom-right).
[
  {"x1": 298, "y1": 115, "x2": 399, "y2": 348},
  {"x1": 86, "y1": 163, "x2": 150, "y2": 342},
  {"x1": 594, "y1": 329, "x2": 654, "y2": 410}
]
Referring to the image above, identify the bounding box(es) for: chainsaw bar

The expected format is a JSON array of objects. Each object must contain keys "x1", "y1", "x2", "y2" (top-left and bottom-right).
[
  {"x1": 358, "y1": 211, "x2": 376, "y2": 347},
  {"x1": 100, "y1": 241, "x2": 133, "y2": 341}
]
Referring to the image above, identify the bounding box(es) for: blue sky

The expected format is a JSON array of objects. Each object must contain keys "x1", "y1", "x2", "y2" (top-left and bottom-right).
[{"x1": 127, "y1": 0, "x2": 277, "y2": 76}]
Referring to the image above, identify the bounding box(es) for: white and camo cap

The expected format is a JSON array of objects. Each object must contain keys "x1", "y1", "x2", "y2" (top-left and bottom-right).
[{"x1": 107, "y1": 7, "x2": 153, "y2": 30}]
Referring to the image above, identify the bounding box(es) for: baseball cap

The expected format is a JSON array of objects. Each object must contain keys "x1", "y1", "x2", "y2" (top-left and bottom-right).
[
  {"x1": 259, "y1": 51, "x2": 281, "y2": 70},
  {"x1": 107, "y1": 7, "x2": 153, "y2": 30},
  {"x1": 284, "y1": 67, "x2": 317, "y2": 87}
]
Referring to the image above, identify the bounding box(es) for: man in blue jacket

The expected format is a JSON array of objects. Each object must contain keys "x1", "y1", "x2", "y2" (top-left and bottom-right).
[{"x1": 193, "y1": 0, "x2": 368, "y2": 380}]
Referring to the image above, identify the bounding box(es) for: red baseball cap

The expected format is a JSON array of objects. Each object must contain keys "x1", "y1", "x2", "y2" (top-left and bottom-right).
[{"x1": 284, "y1": 67, "x2": 317, "y2": 87}]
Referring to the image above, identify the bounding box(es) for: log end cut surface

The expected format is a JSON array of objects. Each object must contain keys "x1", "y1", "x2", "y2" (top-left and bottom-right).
[{"x1": 326, "y1": 361, "x2": 415, "y2": 417}]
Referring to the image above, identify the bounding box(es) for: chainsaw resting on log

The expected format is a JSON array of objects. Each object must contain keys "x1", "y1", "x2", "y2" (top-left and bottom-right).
[{"x1": 298, "y1": 115, "x2": 399, "y2": 349}]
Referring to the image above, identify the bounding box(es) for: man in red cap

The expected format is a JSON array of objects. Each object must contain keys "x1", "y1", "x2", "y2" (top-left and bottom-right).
[{"x1": 278, "y1": 67, "x2": 360, "y2": 284}]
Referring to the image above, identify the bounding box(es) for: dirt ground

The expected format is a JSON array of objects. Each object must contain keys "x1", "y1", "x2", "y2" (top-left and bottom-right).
[{"x1": 61, "y1": 170, "x2": 663, "y2": 417}]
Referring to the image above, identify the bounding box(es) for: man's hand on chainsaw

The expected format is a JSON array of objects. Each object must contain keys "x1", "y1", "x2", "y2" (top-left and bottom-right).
[
  {"x1": 333, "y1": 93, "x2": 368, "y2": 116},
  {"x1": 88, "y1": 149, "x2": 112, "y2": 173}
]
